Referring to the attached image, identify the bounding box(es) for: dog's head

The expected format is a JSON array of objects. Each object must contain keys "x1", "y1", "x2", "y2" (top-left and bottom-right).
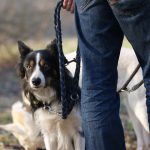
[{"x1": 17, "y1": 40, "x2": 60, "y2": 90}]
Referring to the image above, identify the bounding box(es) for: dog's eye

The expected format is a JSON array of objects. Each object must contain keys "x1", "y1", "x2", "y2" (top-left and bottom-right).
[{"x1": 26, "y1": 65, "x2": 32, "y2": 70}]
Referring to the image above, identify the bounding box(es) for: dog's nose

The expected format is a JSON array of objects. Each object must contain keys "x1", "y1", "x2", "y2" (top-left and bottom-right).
[{"x1": 32, "y1": 78, "x2": 41, "y2": 86}]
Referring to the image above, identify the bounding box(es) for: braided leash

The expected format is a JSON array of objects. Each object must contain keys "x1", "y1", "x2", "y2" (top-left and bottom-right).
[{"x1": 54, "y1": 0, "x2": 81, "y2": 119}]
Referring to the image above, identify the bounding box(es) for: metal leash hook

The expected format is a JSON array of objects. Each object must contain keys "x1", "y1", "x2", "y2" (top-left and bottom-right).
[
  {"x1": 70, "y1": 93, "x2": 80, "y2": 101},
  {"x1": 118, "y1": 64, "x2": 144, "y2": 93},
  {"x1": 54, "y1": 0, "x2": 81, "y2": 119}
]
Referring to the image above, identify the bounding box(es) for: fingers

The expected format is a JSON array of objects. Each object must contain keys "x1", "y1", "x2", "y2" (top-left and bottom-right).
[
  {"x1": 70, "y1": 3, "x2": 74, "y2": 13},
  {"x1": 63, "y1": 0, "x2": 74, "y2": 13},
  {"x1": 63, "y1": 0, "x2": 69, "y2": 9},
  {"x1": 66, "y1": 0, "x2": 73, "y2": 11}
]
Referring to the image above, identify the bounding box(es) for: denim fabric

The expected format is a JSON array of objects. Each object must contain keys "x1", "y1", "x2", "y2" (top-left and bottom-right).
[{"x1": 75, "y1": 0, "x2": 150, "y2": 149}]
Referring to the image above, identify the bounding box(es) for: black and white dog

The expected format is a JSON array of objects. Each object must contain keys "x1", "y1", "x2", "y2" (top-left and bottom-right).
[{"x1": 17, "y1": 40, "x2": 85, "y2": 150}]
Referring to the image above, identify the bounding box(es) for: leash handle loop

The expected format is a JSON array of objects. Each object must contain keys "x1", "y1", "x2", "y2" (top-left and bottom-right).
[
  {"x1": 54, "y1": 0, "x2": 81, "y2": 119},
  {"x1": 54, "y1": 0, "x2": 68, "y2": 119}
]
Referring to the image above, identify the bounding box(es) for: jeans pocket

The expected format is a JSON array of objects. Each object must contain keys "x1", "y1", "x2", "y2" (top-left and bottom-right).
[
  {"x1": 108, "y1": 0, "x2": 146, "y2": 6},
  {"x1": 79, "y1": 0, "x2": 93, "y2": 12},
  {"x1": 108, "y1": 0, "x2": 148, "y2": 15}
]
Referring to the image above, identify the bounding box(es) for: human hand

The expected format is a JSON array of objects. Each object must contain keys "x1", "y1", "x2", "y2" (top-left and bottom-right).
[{"x1": 63, "y1": 0, "x2": 74, "y2": 13}]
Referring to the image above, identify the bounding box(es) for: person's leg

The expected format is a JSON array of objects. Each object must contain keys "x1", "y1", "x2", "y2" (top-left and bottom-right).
[
  {"x1": 74, "y1": 0, "x2": 126, "y2": 150},
  {"x1": 107, "y1": 0, "x2": 150, "y2": 129}
]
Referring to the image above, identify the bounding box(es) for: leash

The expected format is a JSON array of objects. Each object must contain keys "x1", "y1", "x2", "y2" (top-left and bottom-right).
[
  {"x1": 118, "y1": 64, "x2": 144, "y2": 93},
  {"x1": 54, "y1": 0, "x2": 81, "y2": 119}
]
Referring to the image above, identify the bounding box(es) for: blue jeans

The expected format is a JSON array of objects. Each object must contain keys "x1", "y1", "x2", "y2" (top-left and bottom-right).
[{"x1": 74, "y1": 0, "x2": 150, "y2": 149}]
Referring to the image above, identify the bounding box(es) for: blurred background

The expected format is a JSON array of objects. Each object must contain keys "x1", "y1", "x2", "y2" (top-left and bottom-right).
[{"x1": 0, "y1": 0, "x2": 135, "y2": 149}]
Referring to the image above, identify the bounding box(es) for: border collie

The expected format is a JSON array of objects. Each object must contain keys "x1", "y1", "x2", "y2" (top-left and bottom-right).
[{"x1": 17, "y1": 40, "x2": 85, "y2": 150}]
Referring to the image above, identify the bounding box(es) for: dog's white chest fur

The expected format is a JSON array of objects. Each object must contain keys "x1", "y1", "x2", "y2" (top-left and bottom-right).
[
  {"x1": 34, "y1": 108, "x2": 84, "y2": 150},
  {"x1": 33, "y1": 87, "x2": 56, "y2": 102}
]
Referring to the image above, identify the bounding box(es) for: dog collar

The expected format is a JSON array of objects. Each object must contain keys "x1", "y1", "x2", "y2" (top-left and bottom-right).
[
  {"x1": 29, "y1": 93, "x2": 62, "y2": 116},
  {"x1": 42, "y1": 102, "x2": 62, "y2": 116}
]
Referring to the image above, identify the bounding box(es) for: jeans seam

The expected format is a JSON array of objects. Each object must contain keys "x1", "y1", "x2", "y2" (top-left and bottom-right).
[{"x1": 80, "y1": 0, "x2": 91, "y2": 10}]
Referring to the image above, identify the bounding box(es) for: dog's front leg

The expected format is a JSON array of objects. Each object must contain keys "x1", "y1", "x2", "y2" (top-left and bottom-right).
[
  {"x1": 43, "y1": 133, "x2": 57, "y2": 150},
  {"x1": 73, "y1": 132, "x2": 85, "y2": 150}
]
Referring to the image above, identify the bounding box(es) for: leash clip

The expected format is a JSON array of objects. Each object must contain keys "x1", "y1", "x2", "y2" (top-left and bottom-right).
[
  {"x1": 43, "y1": 102, "x2": 52, "y2": 111},
  {"x1": 70, "y1": 93, "x2": 80, "y2": 101}
]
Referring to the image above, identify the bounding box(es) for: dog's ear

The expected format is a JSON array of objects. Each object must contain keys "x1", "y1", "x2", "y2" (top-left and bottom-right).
[
  {"x1": 46, "y1": 39, "x2": 68, "y2": 64},
  {"x1": 18, "y1": 41, "x2": 32, "y2": 58},
  {"x1": 16, "y1": 62, "x2": 26, "y2": 79},
  {"x1": 46, "y1": 39, "x2": 58, "y2": 57}
]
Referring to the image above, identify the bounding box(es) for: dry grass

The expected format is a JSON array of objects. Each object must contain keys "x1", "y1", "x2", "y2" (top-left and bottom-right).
[{"x1": 0, "y1": 38, "x2": 78, "y2": 68}]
